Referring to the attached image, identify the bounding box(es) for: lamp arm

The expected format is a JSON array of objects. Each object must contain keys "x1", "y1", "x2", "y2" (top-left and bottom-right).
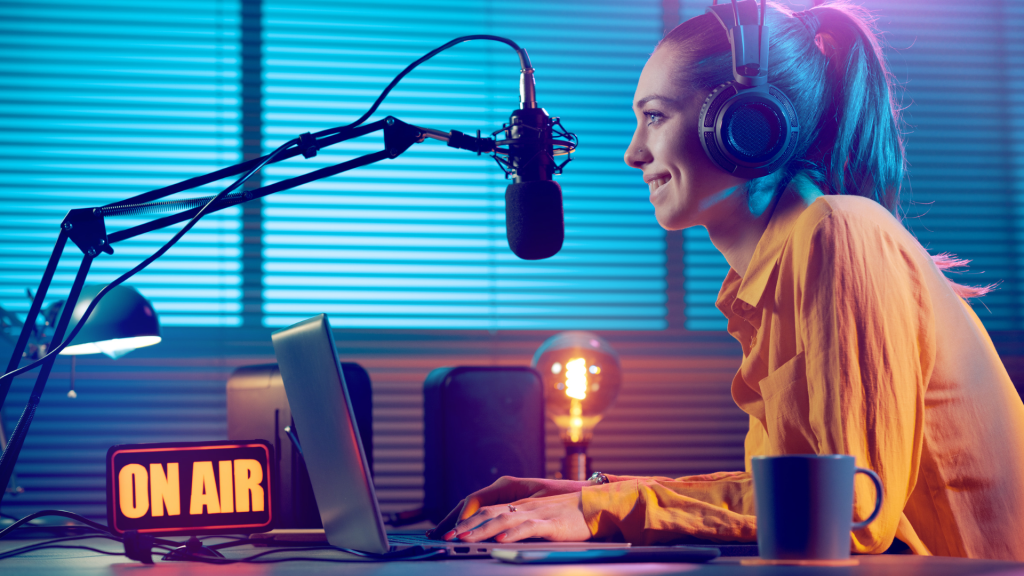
[
  {"x1": 0, "y1": 253, "x2": 94, "y2": 500},
  {"x1": 0, "y1": 230, "x2": 70, "y2": 412}
]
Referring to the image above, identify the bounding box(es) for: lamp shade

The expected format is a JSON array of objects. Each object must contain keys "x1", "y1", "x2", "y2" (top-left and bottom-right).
[{"x1": 60, "y1": 284, "x2": 161, "y2": 359}]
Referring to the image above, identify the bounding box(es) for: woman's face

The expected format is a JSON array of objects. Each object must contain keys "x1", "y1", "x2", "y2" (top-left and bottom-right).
[{"x1": 624, "y1": 47, "x2": 746, "y2": 230}]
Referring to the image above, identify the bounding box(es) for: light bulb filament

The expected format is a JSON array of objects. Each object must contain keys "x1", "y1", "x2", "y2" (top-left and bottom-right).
[{"x1": 565, "y1": 357, "x2": 587, "y2": 400}]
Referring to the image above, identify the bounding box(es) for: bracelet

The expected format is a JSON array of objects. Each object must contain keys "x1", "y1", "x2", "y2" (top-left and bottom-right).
[{"x1": 588, "y1": 471, "x2": 609, "y2": 485}]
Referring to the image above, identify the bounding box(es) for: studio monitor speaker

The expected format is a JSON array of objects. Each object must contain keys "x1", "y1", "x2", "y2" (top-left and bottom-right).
[
  {"x1": 227, "y1": 361, "x2": 372, "y2": 528},
  {"x1": 423, "y1": 366, "x2": 545, "y2": 524}
]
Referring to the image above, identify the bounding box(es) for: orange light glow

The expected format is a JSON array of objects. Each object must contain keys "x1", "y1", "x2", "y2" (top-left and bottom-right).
[{"x1": 565, "y1": 357, "x2": 588, "y2": 400}]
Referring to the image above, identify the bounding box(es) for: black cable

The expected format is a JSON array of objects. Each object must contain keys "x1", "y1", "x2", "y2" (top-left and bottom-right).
[
  {"x1": 0, "y1": 138, "x2": 295, "y2": 383},
  {"x1": 0, "y1": 510, "x2": 445, "y2": 564},
  {"x1": 238, "y1": 550, "x2": 447, "y2": 564},
  {"x1": 332, "y1": 35, "x2": 524, "y2": 133},
  {"x1": 164, "y1": 545, "x2": 446, "y2": 564},
  {"x1": 0, "y1": 509, "x2": 113, "y2": 540},
  {"x1": 0, "y1": 538, "x2": 444, "y2": 564},
  {"x1": 0, "y1": 509, "x2": 187, "y2": 551},
  {"x1": 205, "y1": 535, "x2": 256, "y2": 548},
  {"x1": 0, "y1": 534, "x2": 173, "y2": 561},
  {"x1": 0, "y1": 543, "x2": 125, "y2": 561}
]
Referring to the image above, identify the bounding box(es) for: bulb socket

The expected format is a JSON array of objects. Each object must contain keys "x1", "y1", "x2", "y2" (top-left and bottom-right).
[{"x1": 561, "y1": 441, "x2": 591, "y2": 482}]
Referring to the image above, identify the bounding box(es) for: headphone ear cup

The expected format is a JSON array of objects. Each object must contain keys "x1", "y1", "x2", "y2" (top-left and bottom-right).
[
  {"x1": 699, "y1": 84, "x2": 740, "y2": 175},
  {"x1": 698, "y1": 82, "x2": 800, "y2": 179}
]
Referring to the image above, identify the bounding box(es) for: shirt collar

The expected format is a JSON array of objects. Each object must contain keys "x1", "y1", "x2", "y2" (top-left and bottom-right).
[{"x1": 734, "y1": 184, "x2": 815, "y2": 309}]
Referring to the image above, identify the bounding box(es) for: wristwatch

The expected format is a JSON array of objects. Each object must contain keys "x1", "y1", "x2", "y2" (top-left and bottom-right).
[{"x1": 588, "y1": 471, "x2": 609, "y2": 485}]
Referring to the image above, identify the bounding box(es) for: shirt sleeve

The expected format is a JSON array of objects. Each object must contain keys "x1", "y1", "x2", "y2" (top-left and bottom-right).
[
  {"x1": 581, "y1": 470, "x2": 757, "y2": 545},
  {"x1": 794, "y1": 208, "x2": 934, "y2": 553}
]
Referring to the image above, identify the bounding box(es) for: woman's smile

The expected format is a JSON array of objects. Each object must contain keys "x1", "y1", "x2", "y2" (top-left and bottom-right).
[{"x1": 646, "y1": 174, "x2": 671, "y2": 198}]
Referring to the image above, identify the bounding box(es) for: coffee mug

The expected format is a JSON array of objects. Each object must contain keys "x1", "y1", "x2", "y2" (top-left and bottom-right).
[{"x1": 751, "y1": 455, "x2": 883, "y2": 560}]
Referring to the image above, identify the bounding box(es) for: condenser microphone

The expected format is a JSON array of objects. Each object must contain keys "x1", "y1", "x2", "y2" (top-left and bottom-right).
[
  {"x1": 441, "y1": 51, "x2": 571, "y2": 260},
  {"x1": 503, "y1": 60, "x2": 564, "y2": 261}
]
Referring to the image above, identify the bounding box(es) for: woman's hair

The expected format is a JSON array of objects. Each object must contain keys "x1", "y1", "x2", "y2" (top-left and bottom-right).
[
  {"x1": 659, "y1": 1, "x2": 902, "y2": 210},
  {"x1": 658, "y1": 1, "x2": 992, "y2": 298}
]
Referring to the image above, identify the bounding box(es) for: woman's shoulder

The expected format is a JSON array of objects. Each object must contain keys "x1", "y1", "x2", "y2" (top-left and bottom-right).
[
  {"x1": 789, "y1": 192, "x2": 923, "y2": 260},
  {"x1": 801, "y1": 192, "x2": 899, "y2": 227}
]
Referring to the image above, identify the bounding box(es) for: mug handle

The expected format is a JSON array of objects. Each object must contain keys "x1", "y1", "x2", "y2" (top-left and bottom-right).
[{"x1": 851, "y1": 467, "x2": 884, "y2": 530}]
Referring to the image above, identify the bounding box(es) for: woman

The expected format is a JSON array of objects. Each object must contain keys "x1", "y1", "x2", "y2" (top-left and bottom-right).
[{"x1": 427, "y1": 2, "x2": 1024, "y2": 559}]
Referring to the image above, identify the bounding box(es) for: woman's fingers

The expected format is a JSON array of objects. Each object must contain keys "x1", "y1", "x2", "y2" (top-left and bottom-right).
[
  {"x1": 428, "y1": 478, "x2": 522, "y2": 539},
  {"x1": 494, "y1": 517, "x2": 546, "y2": 543},
  {"x1": 427, "y1": 478, "x2": 587, "y2": 540},
  {"x1": 452, "y1": 499, "x2": 521, "y2": 535},
  {"x1": 495, "y1": 493, "x2": 591, "y2": 543},
  {"x1": 455, "y1": 507, "x2": 534, "y2": 543},
  {"x1": 426, "y1": 498, "x2": 466, "y2": 540}
]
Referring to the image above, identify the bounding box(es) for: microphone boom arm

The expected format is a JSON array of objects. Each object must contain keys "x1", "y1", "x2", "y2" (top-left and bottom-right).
[
  {"x1": 0, "y1": 114, "x2": 498, "y2": 502},
  {"x1": 0, "y1": 30, "x2": 578, "y2": 503}
]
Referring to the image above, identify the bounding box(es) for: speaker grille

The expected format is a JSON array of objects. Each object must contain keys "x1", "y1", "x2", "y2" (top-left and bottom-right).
[{"x1": 726, "y1": 102, "x2": 782, "y2": 160}]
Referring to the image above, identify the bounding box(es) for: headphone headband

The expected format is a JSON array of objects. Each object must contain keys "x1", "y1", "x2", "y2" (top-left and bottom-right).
[
  {"x1": 698, "y1": 0, "x2": 799, "y2": 178},
  {"x1": 707, "y1": 0, "x2": 768, "y2": 87}
]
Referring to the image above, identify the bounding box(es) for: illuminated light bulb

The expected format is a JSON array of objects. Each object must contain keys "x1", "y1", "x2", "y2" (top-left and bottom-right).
[
  {"x1": 532, "y1": 331, "x2": 621, "y2": 481},
  {"x1": 564, "y1": 357, "x2": 587, "y2": 400}
]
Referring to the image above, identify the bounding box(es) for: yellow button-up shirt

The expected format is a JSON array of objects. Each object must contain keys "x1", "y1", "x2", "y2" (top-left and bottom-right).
[{"x1": 581, "y1": 186, "x2": 1024, "y2": 560}]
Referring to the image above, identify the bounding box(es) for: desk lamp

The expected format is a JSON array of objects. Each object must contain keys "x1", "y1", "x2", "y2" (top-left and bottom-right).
[
  {"x1": 58, "y1": 284, "x2": 161, "y2": 399},
  {"x1": 0, "y1": 284, "x2": 159, "y2": 494},
  {"x1": 59, "y1": 284, "x2": 161, "y2": 360},
  {"x1": 532, "y1": 331, "x2": 621, "y2": 481}
]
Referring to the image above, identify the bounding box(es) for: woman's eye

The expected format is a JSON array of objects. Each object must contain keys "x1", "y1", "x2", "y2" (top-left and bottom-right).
[{"x1": 643, "y1": 110, "x2": 664, "y2": 126}]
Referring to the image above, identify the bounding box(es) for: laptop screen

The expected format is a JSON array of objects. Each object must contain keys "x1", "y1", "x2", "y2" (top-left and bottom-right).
[{"x1": 271, "y1": 314, "x2": 390, "y2": 554}]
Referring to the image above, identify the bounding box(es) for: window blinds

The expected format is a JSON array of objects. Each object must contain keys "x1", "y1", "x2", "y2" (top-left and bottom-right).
[
  {"x1": 260, "y1": 0, "x2": 667, "y2": 330},
  {"x1": 887, "y1": 0, "x2": 1024, "y2": 330},
  {"x1": 0, "y1": 0, "x2": 243, "y2": 327}
]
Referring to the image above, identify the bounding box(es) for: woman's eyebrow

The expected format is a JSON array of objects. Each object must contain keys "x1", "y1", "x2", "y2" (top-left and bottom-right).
[{"x1": 634, "y1": 94, "x2": 681, "y2": 109}]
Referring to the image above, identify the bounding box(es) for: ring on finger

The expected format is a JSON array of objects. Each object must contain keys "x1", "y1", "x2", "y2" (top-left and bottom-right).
[{"x1": 508, "y1": 504, "x2": 517, "y2": 513}]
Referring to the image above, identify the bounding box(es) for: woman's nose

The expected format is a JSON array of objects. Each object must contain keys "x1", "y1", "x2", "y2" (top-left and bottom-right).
[{"x1": 624, "y1": 133, "x2": 649, "y2": 169}]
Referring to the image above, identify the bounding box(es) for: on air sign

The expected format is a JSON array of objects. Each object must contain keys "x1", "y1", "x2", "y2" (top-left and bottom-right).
[{"x1": 106, "y1": 440, "x2": 275, "y2": 536}]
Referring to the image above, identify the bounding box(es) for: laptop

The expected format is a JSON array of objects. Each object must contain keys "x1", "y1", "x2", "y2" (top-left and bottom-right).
[{"x1": 270, "y1": 314, "x2": 632, "y2": 557}]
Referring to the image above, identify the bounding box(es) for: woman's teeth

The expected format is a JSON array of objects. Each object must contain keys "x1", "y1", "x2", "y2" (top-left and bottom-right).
[{"x1": 649, "y1": 177, "x2": 669, "y2": 194}]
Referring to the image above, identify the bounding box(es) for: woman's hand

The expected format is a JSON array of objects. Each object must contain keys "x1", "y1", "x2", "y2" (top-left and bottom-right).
[
  {"x1": 449, "y1": 492, "x2": 591, "y2": 543},
  {"x1": 427, "y1": 476, "x2": 588, "y2": 540}
]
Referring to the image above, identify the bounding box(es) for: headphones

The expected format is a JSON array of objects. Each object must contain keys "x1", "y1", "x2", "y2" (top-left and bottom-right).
[{"x1": 699, "y1": 0, "x2": 799, "y2": 178}]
